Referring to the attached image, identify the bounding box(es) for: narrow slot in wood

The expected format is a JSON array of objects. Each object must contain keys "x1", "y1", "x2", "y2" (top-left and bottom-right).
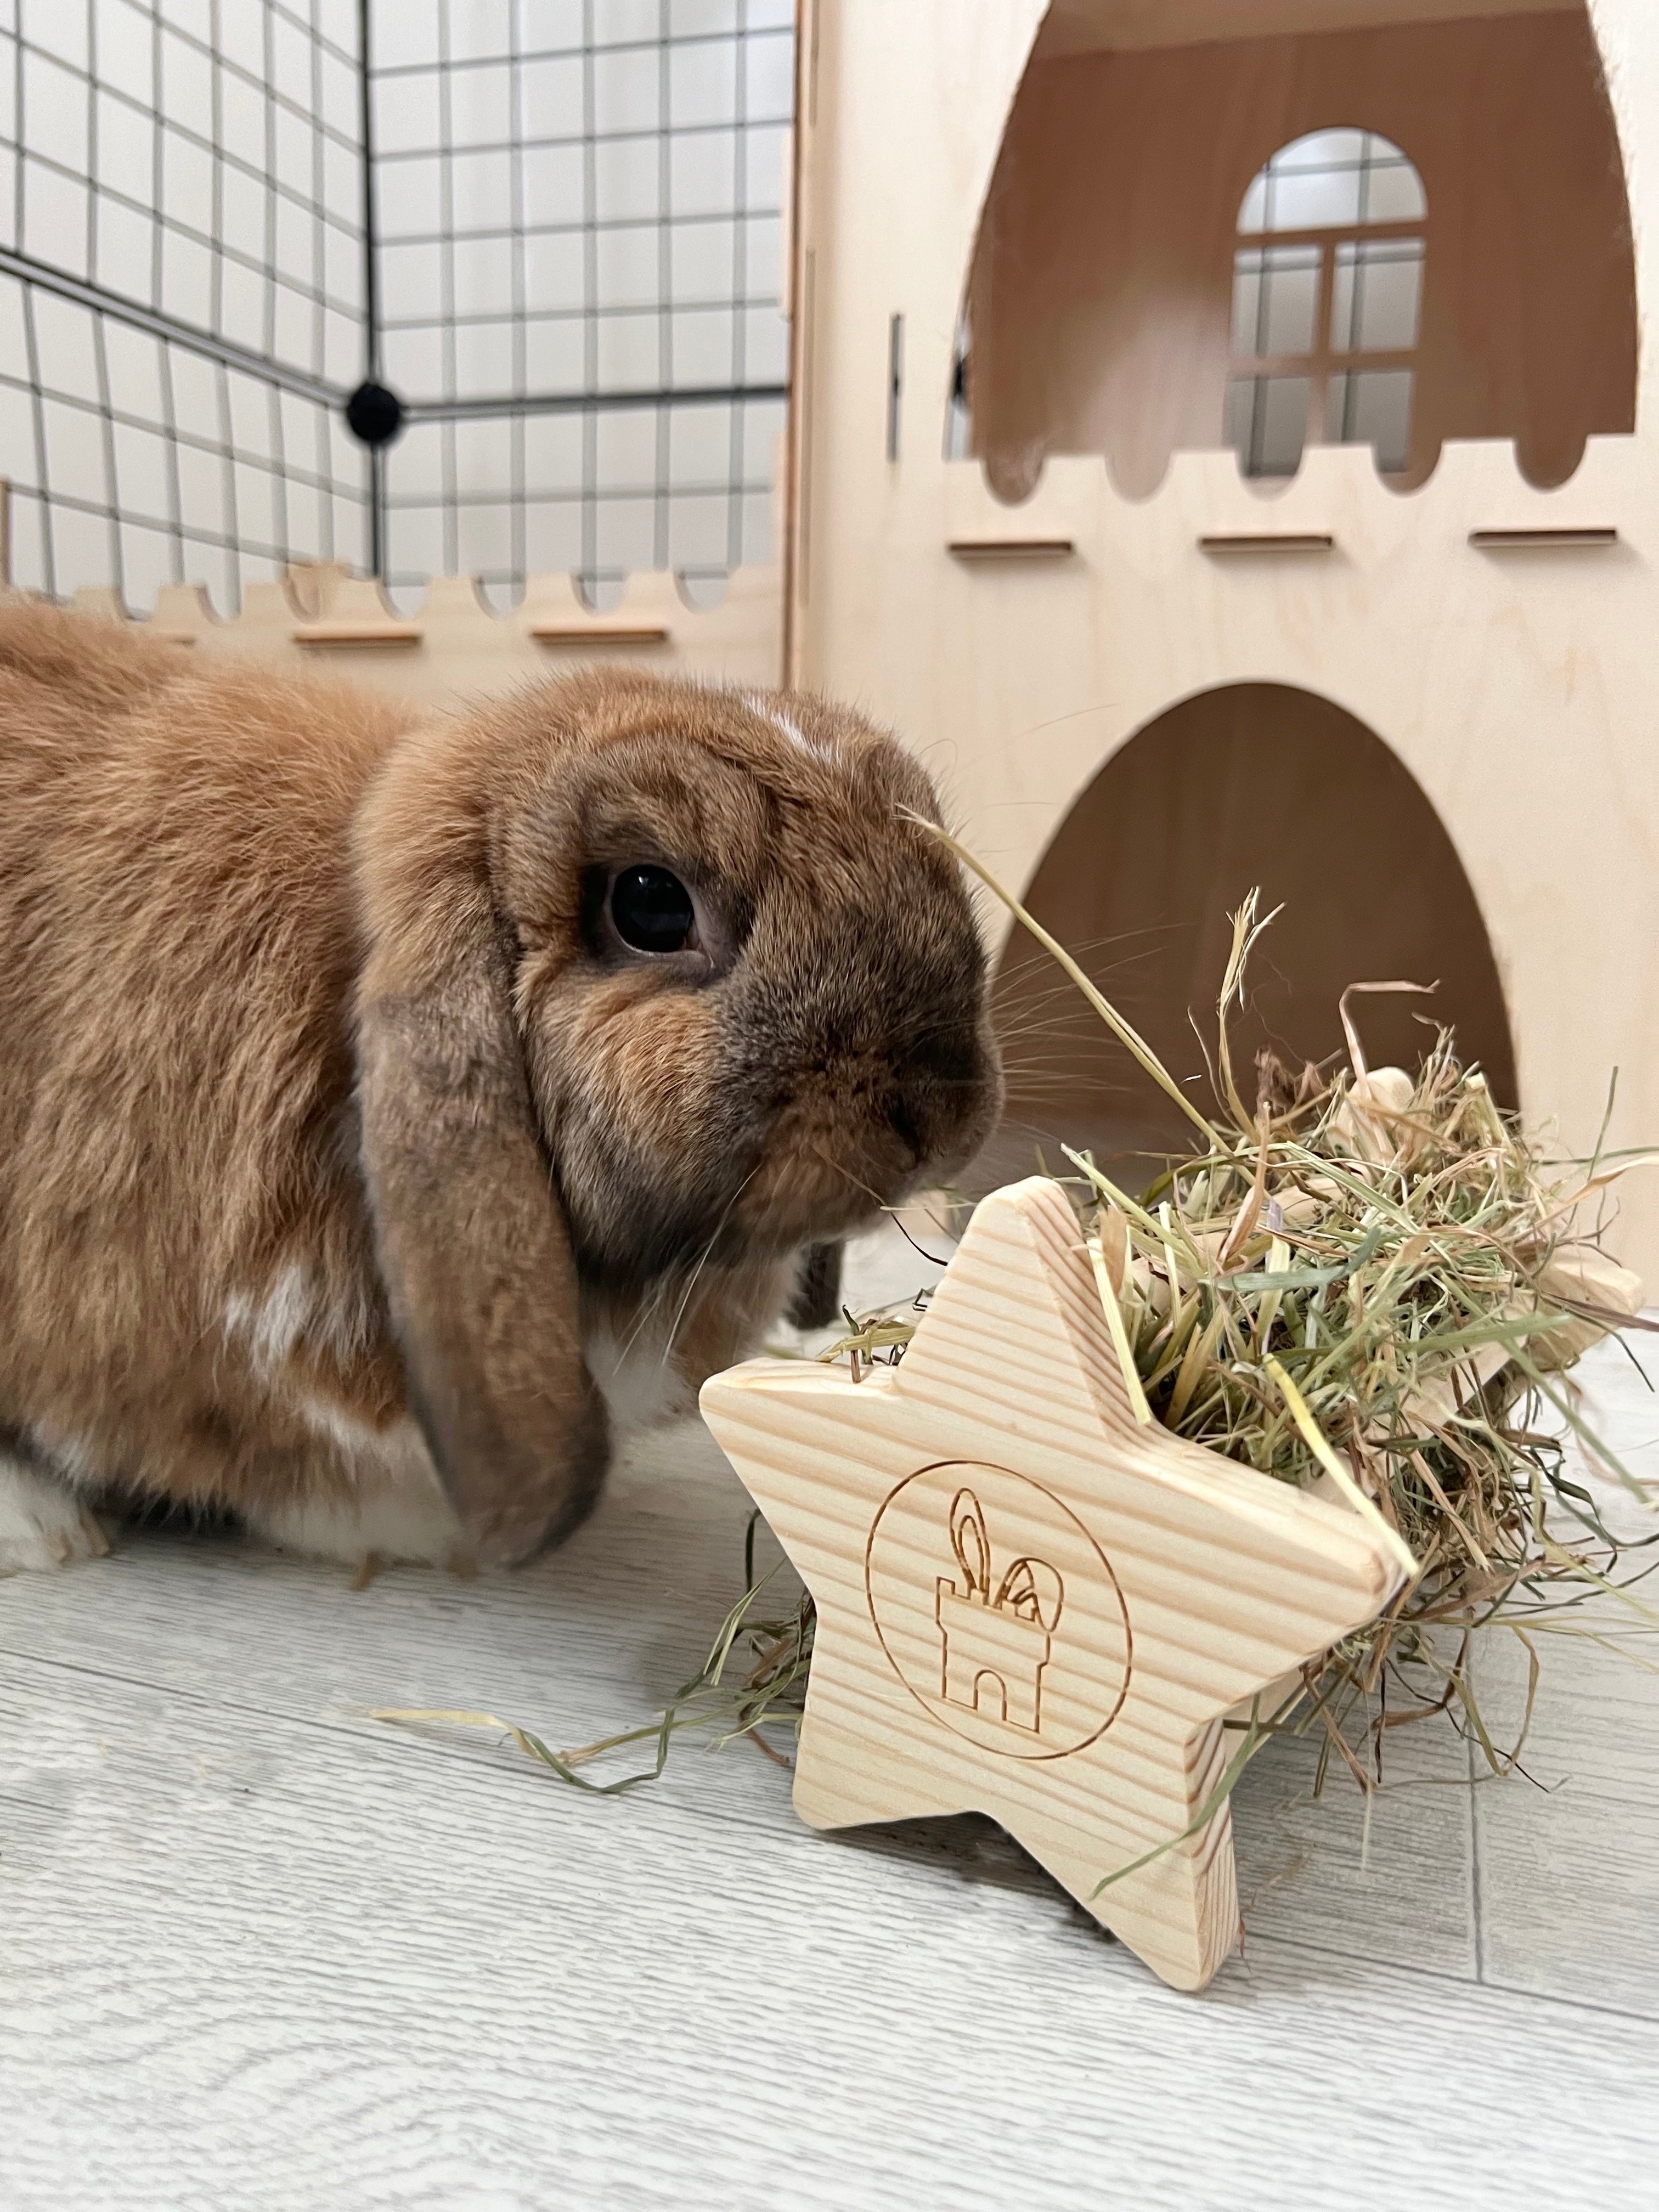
[
  {"x1": 947, "y1": 538, "x2": 1076, "y2": 560},
  {"x1": 530, "y1": 623, "x2": 672, "y2": 645},
  {"x1": 1468, "y1": 526, "x2": 1618, "y2": 550},
  {"x1": 1199, "y1": 533, "x2": 1335, "y2": 555},
  {"x1": 292, "y1": 622, "x2": 424, "y2": 646}
]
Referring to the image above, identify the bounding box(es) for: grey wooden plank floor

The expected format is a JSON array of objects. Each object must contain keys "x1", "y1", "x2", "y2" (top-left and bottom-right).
[{"x1": 3, "y1": 1224, "x2": 1656, "y2": 2211}]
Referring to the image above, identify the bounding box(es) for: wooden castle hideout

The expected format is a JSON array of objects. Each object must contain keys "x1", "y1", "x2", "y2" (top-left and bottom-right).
[{"x1": 781, "y1": 0, "x2": 1659, "y2": 1285}]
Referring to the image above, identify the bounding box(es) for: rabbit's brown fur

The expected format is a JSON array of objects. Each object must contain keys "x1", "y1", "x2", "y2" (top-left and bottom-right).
[{"x1": 0, "y1": 602, "x2": 998, "y2": 1572}]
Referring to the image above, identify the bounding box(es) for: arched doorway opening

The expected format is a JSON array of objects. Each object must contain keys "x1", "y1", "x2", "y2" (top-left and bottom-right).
[{"x1": 983, "y1": 684, "x2": 1516, "y2": 1190}]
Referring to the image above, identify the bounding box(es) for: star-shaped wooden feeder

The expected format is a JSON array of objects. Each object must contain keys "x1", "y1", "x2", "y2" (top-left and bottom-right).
[{"x1": 700, "y1": 1178, "x2": 1406, "y2": 1991}]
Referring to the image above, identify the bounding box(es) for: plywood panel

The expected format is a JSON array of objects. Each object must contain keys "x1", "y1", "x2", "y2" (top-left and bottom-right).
[
  {"x1": 1040, "y1": 0, "x2": 1582, "y2": 54},
  {"x1": 788, "y1": 1, "x2": 1659, "y2": 1284},
  {"x1": 968, "y1": 10, "x2": 1635, "y2": 495},
  {"x1": 58, "y1": 560, "x2": 783, "y2": 702}
]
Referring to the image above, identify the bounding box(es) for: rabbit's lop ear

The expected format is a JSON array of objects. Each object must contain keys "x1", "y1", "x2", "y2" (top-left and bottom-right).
[{"x1": 352, "y1": 729, "x2": 606, "y2": 1568}]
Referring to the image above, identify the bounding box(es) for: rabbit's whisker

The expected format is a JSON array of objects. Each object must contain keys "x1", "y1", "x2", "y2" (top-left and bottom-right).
[
  {"x1": 658, "y1": 1163, "x2": 760, "y2": 1372},
  {"x1": 808, "y1": 1140, "x2": 888, "y2": 1215},
  {"x1": 613, "y1": 1265, "x2": 676, "y2": 1365}
]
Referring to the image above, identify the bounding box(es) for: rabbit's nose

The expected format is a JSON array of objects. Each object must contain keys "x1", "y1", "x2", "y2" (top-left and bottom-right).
[
  {"x1": 886, "y1": 1091, "x2": 924, "y2": 1167},
  {"x1": 891, "y1": 1035, "x2": 1003, "y2": 1178}
]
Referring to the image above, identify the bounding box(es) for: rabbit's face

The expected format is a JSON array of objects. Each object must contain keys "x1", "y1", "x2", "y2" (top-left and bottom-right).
[
  {"x1": 498, "y1": 678, "x2": 1002, "y2": 1286},
  {"x1": 354, "y1": 667, "x2": 1001, "y2": 1559}
]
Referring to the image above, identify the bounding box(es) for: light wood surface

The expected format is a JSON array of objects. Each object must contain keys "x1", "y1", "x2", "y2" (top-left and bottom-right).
[
  {"x1": 787, "y1": 0, "x2": 1659, "y2": 1284},
  {"x1": 1, "y1": 1213, "x2": 1655, "y2": 2205},
  {"x1": 968, "y1": 10, "x2": 1635, "y2": 498},
  {"x1": 60, "y1": 557, "x2": 781, "y2": 706},
  {"x1": 701, "y1": 1180, "x2": 1402, "y2": 1991},
  {"x1": 1039, "y1": 0, "x2": 1577, "y2": 54}
]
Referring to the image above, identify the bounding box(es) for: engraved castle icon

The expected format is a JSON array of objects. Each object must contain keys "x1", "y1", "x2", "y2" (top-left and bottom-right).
[{"x1": 935, "y1": 1488, "x2": 1065, "y2": 1736}]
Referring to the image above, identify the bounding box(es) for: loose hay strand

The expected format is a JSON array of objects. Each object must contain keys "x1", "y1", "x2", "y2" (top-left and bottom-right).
[
  {"x1": 1091, "y1": 1225, "x2": 1155, "y2": 1427},
  {"x1": 374, "y1": 1514, "x2": 816, "y2": 1786},
  {"x1": 1265, "y1": 1353, "x2": 1420, "y2": 1581}
]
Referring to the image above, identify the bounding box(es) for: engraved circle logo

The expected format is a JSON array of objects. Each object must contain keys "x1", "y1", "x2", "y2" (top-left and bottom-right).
[{"x1": 865, "y1": 1462, "x2": 1131, "y2": 1760}]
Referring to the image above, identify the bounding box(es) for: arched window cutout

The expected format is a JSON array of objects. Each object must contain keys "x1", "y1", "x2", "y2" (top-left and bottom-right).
[{"x1": 1227, "y1": 131, "x2": 1427, "y2": 481}]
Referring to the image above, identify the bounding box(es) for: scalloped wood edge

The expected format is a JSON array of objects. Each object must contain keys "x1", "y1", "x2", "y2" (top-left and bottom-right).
[{"x1": 48, "y1": 557, "x2": 779, "y2": 702}]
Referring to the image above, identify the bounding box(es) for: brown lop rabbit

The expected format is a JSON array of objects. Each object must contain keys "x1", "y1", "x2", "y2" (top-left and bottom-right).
[{"x1": 0, "y1": 603, "x2": 1000, "y2": 1574}]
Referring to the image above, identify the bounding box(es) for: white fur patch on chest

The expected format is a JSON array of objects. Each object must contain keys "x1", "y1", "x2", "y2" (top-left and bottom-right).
[
  {"x1": 247, "y1": 1415, "x2": 462, "y2": 1568},
  {"x1": 219, "y1": 1264, "x2": 462, "y2": 1564},
  {"x1": 584, "y1": 1318, "x2": 697, "y2": 1438},
  {"x1": 249, "y1": 1390, "x2": 461, "y2": 1566},
  {"x1": 222, "y1": 1260, "x2": 373, "y2": 1376},
  {"x1": 27, "y1": 1423, "x2": 103, "y2": 1494}
]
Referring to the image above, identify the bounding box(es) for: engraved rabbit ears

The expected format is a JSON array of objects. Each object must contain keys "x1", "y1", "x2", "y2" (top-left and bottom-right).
[{"x1": 945, "y1": 1486, "x2": 1065, "y2": 1633}]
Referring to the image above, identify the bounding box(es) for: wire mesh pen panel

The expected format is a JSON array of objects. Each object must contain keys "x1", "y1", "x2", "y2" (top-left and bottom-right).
[
  {"x1": 0, "y1": 0, "x2": 793, "y2": 617},
  {"x1": 0, "y1": 0, "x2": 371, "y2": 613},
  {"x1": 370, "y1": 0, "x2": 793, "y2": 610}
]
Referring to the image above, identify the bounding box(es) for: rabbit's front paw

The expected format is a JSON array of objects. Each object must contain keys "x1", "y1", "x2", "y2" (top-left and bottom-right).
[{"x1": 0, "y1": 1455, "x2": 110, "y2": 1574}]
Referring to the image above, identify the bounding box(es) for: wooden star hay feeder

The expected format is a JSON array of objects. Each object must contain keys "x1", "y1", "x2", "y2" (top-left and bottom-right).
[
  {"x1": 692, "y1": 884, "x2": 1652, "y2": 1993},
  {"x1": 701, "y1": 1174, "x2": 1408, "y2": 1990},
  {"x1": 379, "y1": 886, "x2": 1651, "y2": 1994}
]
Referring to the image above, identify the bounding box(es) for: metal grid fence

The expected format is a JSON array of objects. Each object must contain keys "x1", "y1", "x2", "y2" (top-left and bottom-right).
[
  {"x1": 370, "y1": 0, "x2": 793, "y2": 608},
  {"x1": 0, "y1": 0, "x2": 792, "y2": 615},
  {"x1": 0, "y1": 0, "x2": 370, "y2": 612}
]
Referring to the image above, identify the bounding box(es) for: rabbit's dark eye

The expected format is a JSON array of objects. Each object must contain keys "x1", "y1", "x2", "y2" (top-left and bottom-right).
[{"x1": 610, "y1": 865, "x2": 696, "y2": 954}]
